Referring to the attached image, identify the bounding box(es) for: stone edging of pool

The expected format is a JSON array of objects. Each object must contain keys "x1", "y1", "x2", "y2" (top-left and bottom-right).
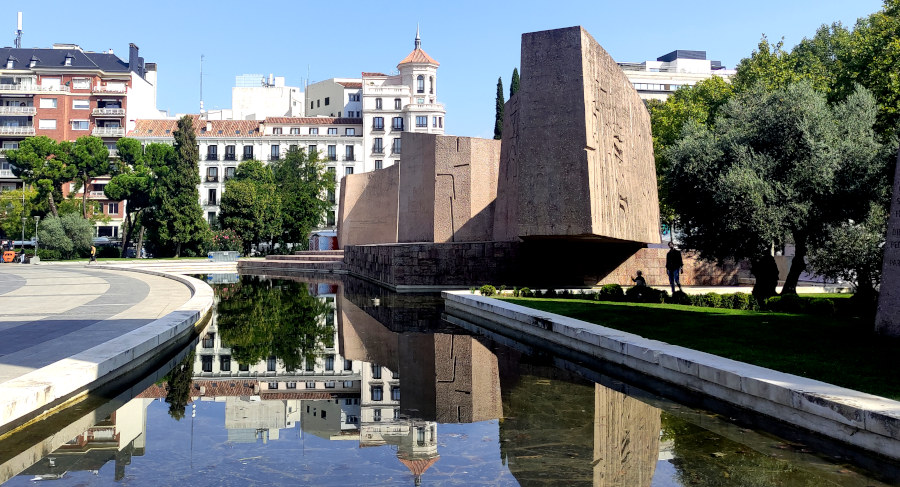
[
  {"x1": 442, "y1": 291, "x2": 900, "y2": 461},
  {"x1": 0, "y1": 266, "x2": 214, "y2": 436}
]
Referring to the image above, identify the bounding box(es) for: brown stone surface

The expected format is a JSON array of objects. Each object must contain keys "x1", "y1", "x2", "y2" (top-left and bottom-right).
[
  {"x1": 876, "y1": 150, "x2": 900, "y2": 336},
  {"x1": 398, "y1": 133, "x2": 500, "y2": 243},
  {"x1": 336, "y1": 164, "x2": 399, "y2": 248},
  {"x1": 495, "y1": 26, "x2": 660, "y2": 243},
  {"x1": 593, "y1": 385, "x2": 660, "y2": 487}
]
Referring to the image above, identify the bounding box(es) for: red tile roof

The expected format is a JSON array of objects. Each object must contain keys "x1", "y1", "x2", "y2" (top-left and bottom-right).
[
  {"x1": 362, "y1": 72, "x2": 388, "y2": 77},
  {"x1": 397, "y1": 48, "x2": 439, "y2": 66},
  {"x1": 337, "y1": 81, "x2": 362, "y2": 89},
  {"x1": 129, "y1": 117, "x2": 264, "y2": 138},
  {"x1": 399, "y1": 457, "x2": 439, "y2": 477},
  {"x1": 263, "y1": 117, "x2": 362, "y2": 125}
]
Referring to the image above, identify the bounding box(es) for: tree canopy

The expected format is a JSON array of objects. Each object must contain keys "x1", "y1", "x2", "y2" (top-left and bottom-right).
[
  {"x1": 269, "y1": 147, "x2": 334, "y2": 248},
  {"x1": 6, "y1": 136, "x2": 76, "y2": 217},
  {"x1": 218, "y1": 159, "x2": 282, "y2": 254}
]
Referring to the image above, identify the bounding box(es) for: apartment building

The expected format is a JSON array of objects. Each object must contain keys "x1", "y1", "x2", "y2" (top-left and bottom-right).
[
  {"x1": 129, "y1": 115, "x2": 363, "y2": 229},
  {"x1": 619, "y1": 49, "x2": 735, "y2": 101}
]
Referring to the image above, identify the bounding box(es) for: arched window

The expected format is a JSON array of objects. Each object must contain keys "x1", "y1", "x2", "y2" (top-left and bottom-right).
[
  {"x1": 429, "y1": 76, "x2": 434, "y2": 94},
  {"x1": 417, "y1": 75, "x2": 424, "y2": 93}
]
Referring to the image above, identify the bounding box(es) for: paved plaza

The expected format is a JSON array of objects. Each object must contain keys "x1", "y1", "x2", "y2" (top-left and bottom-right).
[{"x1": 0, "y1": 264, "x2": 192, "y2": 384}]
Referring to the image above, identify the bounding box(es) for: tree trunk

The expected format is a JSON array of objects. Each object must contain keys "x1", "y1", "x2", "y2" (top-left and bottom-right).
[
  {"x1": 82, "y1": 178, "x2": 89, "y2": 218},
  {"x1": 781, "y1": 235, "x2": 807, "y2": 295},
  {"x1": 751, "y1": 254, "x2": 779, "y2": 301},
  {"x1": 175, "y1": 241, "x2": 182, "y2": 258},
  {"x1": 136, "y1": 226, "x2": 145, "y2": 259},
  {"x1": 120, "y1": 212, "x2": 134, "y2": 257},
  {"x1": 48, "y1": 193, "x2": 58, "y2": 217}
]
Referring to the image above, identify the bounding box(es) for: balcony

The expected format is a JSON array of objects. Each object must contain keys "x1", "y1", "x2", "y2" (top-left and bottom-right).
[
  {"x1": 0, "y1": 169, "x2": 13, "y2": 178},
  {"x1": 203, "y1": 199, "x2": 218, "y2": 207},
  {"x1": 206, "y1": 154, "x2": 219, "y2": 161},
  {"x1": 92, "y1": 85, "x2": 127, "y2": 95},
  {"x1": 0, "y1": 83, "x2": 68, "y2": 93},
  {"x1": 343, "y1": 155, "x2": 355, "y2": 162},
  {"x1": 206, "y1": 175, "x2": 219, "y2": 183},
  {"x1": 92, "y1": 127, "x2": 125, "y2": 137},
  {"x1": 269, "y1": 154, "x2": 281, "y2": 161},
  {"x1": 327, "y1": 155, "x2": 337, "y2": 161},
  {"x1": 0, "y1": 126, "x2": 34, "y2": 135},
  {"x1": 92, "y1": 108, "x2": 125, "y2": 117},
  {"x1": 0, "y1": 106, "x2": 35, "y2": 115},
  {"x1": 224, "y1": 154, "x2": 236, "y2": 161},
  {"x1": 89, "y1": 190, "x2": 106, "y2": 198},
  {"x1": 403, "y1": 102, "x2": 445, "y2": 112},
  {"x1": 372, "y1": 147, "x2": 384, "y2": 154},
  {"x1": 242, "y1": 154, "x2": 254, "y2": 161}
]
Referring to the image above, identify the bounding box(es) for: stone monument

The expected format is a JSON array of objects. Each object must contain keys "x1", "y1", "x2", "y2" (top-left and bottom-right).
[{"x1": 876, "y1": 149, "x2": 900, "y2": 336}]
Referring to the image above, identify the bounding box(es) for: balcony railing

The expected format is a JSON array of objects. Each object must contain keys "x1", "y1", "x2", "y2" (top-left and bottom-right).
[
  {"x1": 92, "y1": 127, "x2": 125, "y2": 137},
  {"x1": 206, "y1": 175, "x2": 219, "y2": 182},
  {"x1": 242, "y1": 154, "x2": 254, "y2": 160},
  {"x1": 327, "y1": 155, "x2": 337, "y2": 161},
  {"x1": 372, "y1": 147, "x2": 384, "y2": 154},
  {"x1": 0, "y1": 106, "x2": 35, "y2": 115},
  {"x1": 92, "y1": 108, "x2": 125, "y2": 116},
  {"x1": 269, "y1": 155, "x2": 280, "y2": 161},
  {"x1": 0, "y1": 169, "x2": 13, "y2": 177},
  {"x1": 89, "y1": 190, "x2": 106, "y2": 197},
  {"x1": 203, "y1": 200, "x2": 219, "y2": 207},
  {"x1": 391, "y1": 147, "x2": 401, "y2": 155},
  {"x1": 224, "y1": 154, "x2": 236, "y2": 161},
  {"x1": 403, "y1": 102, "x2": 445, "y2": 112},
  {"x1": 206, "y1": 154, "x2": 219, "y2": 161},
  {"x1": 0, "y1": 83, "x2": 68, "y2": 93},
  {"x1": 0, "y1": 126, "x2": 34, "y2": 135},
  {"x1": 343, "y1": 155, "x2": 355, "y2": 161},
  {"x1": 92, "y1": 85, "x2": 127, "y2": 94}
]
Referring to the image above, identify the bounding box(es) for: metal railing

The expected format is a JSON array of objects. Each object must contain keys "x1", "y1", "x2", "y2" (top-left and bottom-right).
[
  {"x1": 0, "y1": 106, "x2": 35, "y2": 115},
  {"x1": 92, "y1": 108, "x2": 125, "y2": 116},
  {"x1": 372, "y1": 147, "x2": 384, "y2": 154},
  {"x1": 0, "y1": 126, "x2": 34, "y2": 135},
  {"x1": 343, "y1": 155, "x2": 355, "y2": 161},
  {"x1": 206, "y1": 175, "x2": 219, "y2": 182},
  {"x1": 92, "y1": 127, "x2": 125, "y2": 137},
  {"x1": 203, "y1": 199, "x2": 219, "y2": 207},
  {"x1": 206, "y1": 154, "x2": 219, "y2": 161},
  {"x1": 224, "y1": 154, "x2": 236, "y2": 161},
  {"x1": 0, "y1": 169, "x2": 13, "y2": 177},
  {"x1": 89, "y1": 190, "x2": 106, "y2": 197},
  {"x1": 92, "y1": 85, "x2": 127, "y2": 94},
  {"x1": 0, "y1": 83, "x2": 68, "y2": 92}
]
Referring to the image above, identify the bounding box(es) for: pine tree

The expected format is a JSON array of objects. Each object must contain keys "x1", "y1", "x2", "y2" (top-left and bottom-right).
[
  {"x1": 510, "y1": 68, "x2": 520, "y2": 97},
  {"x1": 494, "y1": 77, "x2": 505, "y2": 140}
]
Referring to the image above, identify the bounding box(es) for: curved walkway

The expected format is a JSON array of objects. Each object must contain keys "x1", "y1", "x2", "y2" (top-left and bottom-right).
[{"x1": 0, "y1": 265, "x2": 191, "y2": 383}]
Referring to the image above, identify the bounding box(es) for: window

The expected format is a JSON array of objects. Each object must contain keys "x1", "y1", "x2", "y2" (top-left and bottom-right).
[
  {"x1": 392, "y1": 138, "x2": 401, "y2": 154},
  {"x1": 391, "y1": 386, "x2": 400, "y2": 401},
  {"x1": 347, "y1": 415, "x2": 358, "y2": 424},
  {"x1": 207, "y1": 145, "x2": 218, "y2": 160},
  {"x1": 371, "y1": 386, "x2": 383, "y2": 401},
  {"x1": 439, "y1": 117, "x2": 443, "y2": 128},
  {"x1": 268, "y1": 382, "x2": 279, "y2": 390},
  {"x1": 327, "y1": 127, "x2": 337, "y2": 135},
  {"x1": 272, "y1": 127, "x2": 282, "y2": 135},
  {"x1": 267, "y1": 356, "x2": 277, "y2": 371},
  {"x1": 324, "y1": 97, "x2": 330, "y2": 106},
  {"x1": 327, "y1": 210, "x2": 336, "y2": 226},
  {"x1": 345, "y1": 128, "x2": 355, "y2": 135},
  {"x1": 270, "y1": 145, "x2": 280, "y2": 160},
  {"x1": 206, "y1": 167, "x2": 218, "y2": 183},
  {"x1": 430, "y1": 76, "x2": 434, "y2": 94},
  {"x1": 373, "y1": 138, "x2": 383, "y2": 154},
  {"x1": 72, "y1": 99, "x2": 90, "y2": 110},
  {"x1": 321, "y1": 410, "x2": 327, "y2": 419},
  {"x1": 343, "y1": 380, "x2": 354, "y2": 388},
  {"x1": 72, "y1": 78, "x2": 90, "y2": 90},
  {"x1": 306, "y1": 381, "x2": 316, "y2": 388},
  {"x1": 310, "y1": 101, "x2": 314, "y2": 109},
  {"x1": 375, "y1": 98, "x2": 382, "y2": 110},
  {"x1": 201, "y1": 355, "x2": 213, "y2": 372},
  {"x1": 4, "y1": 59, "x2": 11, "y2": 69},
  {"x1": 371, "y1": 364, "x2": 381, "y2": 379},
  {"x1": 309, "y1": 127, "x2": 319, "y2": 135},
  {"x1": 208, "y1": 188, "x2": 217, "y2": 205},
  {"x1": 225, "y1": 145, "x2": 236, "y2": 160},
  {"x1": 39, "y1": 98, "x2": 57, "y2": 109},
  {"x1": 325, "y1": 355, "x2": 334, "y2": 371},
  {"x1": 107, "y1": 202, "x2": 119, "y2": 214},
  {"x1": 417, "y1": 75, "x2": 425, "y2": 93},
  {"x1": 433, "y1": 116, "x2": 438, "y2": 127},
  {"x1": 220, "y1": 355, "x2": 231, "y2": 372},
  {"x1": 289, "y1": 144, "x2": 298, "y2": 151},
  {"x1": 327, "y1": 145, "x2": 337, "y2": 161},
  {"x1": 71, "y1": 120, "x2": 89, "y2": 130},
  {"x1": 344, "y1": 359, "x2": 353, "y2": 370},
  {"x1": 373, "y1": 117, "x2": 384, "y2": 130},
  {"x1": 225, "y1": 166, "x2": 236, "y2": 180},
  {"x1": 239, "y1": 362, "x2": 249, "y2": 372},
  {"x1": 64, "y1": 56, "x2": 72, "y2": 66},
  {"x1": 317, "y1": 99, "x2": 320, "y2": 107},
  {"x1": 373, "y1": 409, "x2": 382, "y2": 422},
  {"x1": 242, "y1": 145, "x2": 253, "y2": 160},
  {"x1": 308, "y1": 144, "x2": 317, "y2": 157},
  {"x1": 348, "y1": 93, "x2": 360, "y2": 102},
  {"x1": 345, "y1": 146, "x2": 354, "y2": 161},
  {"x1": 287, "y1": 382, "x2": 297, "y2": 389},
  {"x1": 395, "y1": 409, "x2": 401, "y2": 420},
  {"x1": 416, "y1": 116, "x2": 427, "y2": 127},
  {"x1": 391, "y1": 117, "x2": 404, "y2": 131},
  {"x1": 394, "y1": 98, "x2": 401, "y2": 109},
  {"x1": 375, "y1": 160, "x2": 382, "y2": 170},
  {"x1": 325, "y1": 381, "x2": 336, "y2": 389},
  {"x1": 38, "y1": 119, "x2": 56, "y2": 130},
  {"x1": 392, "y1": 370, "x2": 400, "y2": 379},
  {"x1": 345, "y1": 167, "x2": 354, "y2": 176}
]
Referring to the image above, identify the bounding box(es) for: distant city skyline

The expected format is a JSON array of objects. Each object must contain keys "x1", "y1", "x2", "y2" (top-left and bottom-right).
[{"x1": 8, "y1": 0, "x2": 885, "y2": 139}]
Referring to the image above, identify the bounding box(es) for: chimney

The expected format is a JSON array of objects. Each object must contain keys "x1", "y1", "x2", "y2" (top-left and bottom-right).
[{"x1": 128, "y1": 43, "x2": 143, "y2": 77}]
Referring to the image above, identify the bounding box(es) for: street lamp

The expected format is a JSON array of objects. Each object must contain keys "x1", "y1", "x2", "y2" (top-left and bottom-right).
[
  {"x1": 33, "y1": 215, "x2": 39, "y2": 256},
  {"x1": 20, "y1": 216, "x2": 25, "y2": 264}
]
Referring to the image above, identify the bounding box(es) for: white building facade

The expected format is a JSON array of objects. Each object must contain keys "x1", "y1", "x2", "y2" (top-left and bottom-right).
[{"x1": 619, "y1": 49, "x2": 736, "y2": 101}]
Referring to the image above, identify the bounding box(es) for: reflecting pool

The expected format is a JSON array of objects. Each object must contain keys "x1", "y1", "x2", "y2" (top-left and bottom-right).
[{"x1": 0, "y1": 274, "x2": 896, "y2": 486}]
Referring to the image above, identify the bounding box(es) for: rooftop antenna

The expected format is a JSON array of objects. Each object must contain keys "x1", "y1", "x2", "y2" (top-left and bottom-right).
[
  {"x1": 14, "y1": 12, "x2": 22, "y2": 49},
  {"x1": 200, "y1": 54, "x2": 204, "y2": 113}
]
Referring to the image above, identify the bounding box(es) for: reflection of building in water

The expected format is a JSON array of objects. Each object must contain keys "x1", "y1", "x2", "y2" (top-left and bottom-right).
[
  {"x1": 593, "y1": 385, "x2": 659, "y2": 487},
  {"x1": 361, "y1": 418, "x2": 439, "y2": 486},
  {"x1": 19, "y1": 397, "x2": 152, "y2": 481}
]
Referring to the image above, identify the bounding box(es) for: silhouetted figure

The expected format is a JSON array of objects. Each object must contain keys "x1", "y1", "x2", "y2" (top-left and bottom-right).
[{"x1": 666, "y1": 242, "x2": 683, "y2": 294}]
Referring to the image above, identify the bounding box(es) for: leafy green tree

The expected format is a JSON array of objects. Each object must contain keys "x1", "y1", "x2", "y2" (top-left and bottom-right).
[
  {"x1": 37, "y1": 216, "x2": 71, "y2": 256},
  {"x1": 494, "y1": 77, "x2": 504, "y2": 140},
  {"x1": 105, "y1": 138, "x2": 154, "y2": 256},
  {"x1": 71, "y1": 136, "x2": 110, "y2": 218},
  {"x1": 269, "y1": 147, "x2": 334, "y2": 248},
  {"x1": 162, "y1": 350, "x2": 195, "y2": 421},
  {"x1": 809, "y1": 205, "x2": 886, "y2": 301},
  {"x1": 510, "y1": 67, "x2": 520, "y2": 97},
  {"x1": 214, "y1": 276, "x2": 333, "y2": 371},
  {"x1": 38, "y1": 213, "x2": 93, "y2": 259},
  {"x1": 0, "y1": 187, "x2": 38, "y2": 239},
  {"x1": 219, "y1": 159, "x2": 282, "y2": 254},
  {"x1": 666, "y1": 83, "x2": 889, "y2": 297},
  {"x1": 146, "y1": 116, "x2": 209, "y2": 257},
  {"x1": 6, "y1": 136, "x2": 75, "y2": 217}
]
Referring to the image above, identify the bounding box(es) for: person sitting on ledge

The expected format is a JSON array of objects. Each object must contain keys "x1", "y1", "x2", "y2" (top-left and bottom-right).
[{"x1": 632, "y1": 270, "x2": 647, "y2": 287}]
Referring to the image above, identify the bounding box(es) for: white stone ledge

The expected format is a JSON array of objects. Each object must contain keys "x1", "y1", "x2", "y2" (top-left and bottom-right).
[
  {"x1": 442, "y1": 291, "x2": 900, "y2": 460},
  {"x1": 0, "y1": 268, "x2": 213, "y2": 433}
]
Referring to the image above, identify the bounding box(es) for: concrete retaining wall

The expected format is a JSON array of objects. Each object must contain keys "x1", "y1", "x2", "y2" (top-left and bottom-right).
[
  {"x1": 0, "y1": 267, "x2": 214, "y2": 434},
  {"x1": 442, "y1": 291, "x2": 900, "y2": 460}
]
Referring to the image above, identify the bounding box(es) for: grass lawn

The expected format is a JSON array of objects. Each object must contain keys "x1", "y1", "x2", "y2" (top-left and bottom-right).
[{"x1": 501, "y1": 297, "x2": 900, "y2": 400}]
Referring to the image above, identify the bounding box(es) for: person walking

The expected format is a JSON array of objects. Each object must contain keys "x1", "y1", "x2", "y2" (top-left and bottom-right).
[
  {"x1": 666, "y1": 241, "x2": 683, "y2": 294},
  {"x1": 89, "y1": 245, "x2": 97, "y2": 265}
]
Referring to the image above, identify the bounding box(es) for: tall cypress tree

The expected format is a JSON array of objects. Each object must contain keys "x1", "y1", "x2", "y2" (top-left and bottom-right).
[
  {"x1": 148, "y1": 115, "x2": 209, "y2": 257},
  {"x1": 494, "y1": 77, "x2": 505, "y2": 140},
  {"x1": 510, "y1": 68, "x2": 520, "y2": 97}
]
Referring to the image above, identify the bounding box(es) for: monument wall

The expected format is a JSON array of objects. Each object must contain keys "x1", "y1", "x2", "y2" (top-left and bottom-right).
[
  {"x1": 398, "y1": 133, "x2": 500, "y2": 243},
  {"x1": 494, "y1": 26, "x2": 659, "y2": 244},
  {"x1": 336, "y1": 164, "x2": 400, "y2": 247},
  {"x1": 876, "y1": 150, "x2": 900, "y2": 336}
]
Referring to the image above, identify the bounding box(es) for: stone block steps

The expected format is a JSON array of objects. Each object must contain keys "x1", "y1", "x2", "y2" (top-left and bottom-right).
[
  {"x1": 294, "y1": 250, "x2": 344, "y2": 256},
  {"x1": 238, "y1": 251, "x2": 347, "y2": 274},
  {"x1": 267, "y1": 254, "x2": 344, "y2": 262}
]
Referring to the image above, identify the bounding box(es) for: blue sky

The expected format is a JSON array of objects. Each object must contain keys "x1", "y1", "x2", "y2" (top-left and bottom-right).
[{"x1": 12, "y1": 0, "x2": 886, "y2": 139}]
